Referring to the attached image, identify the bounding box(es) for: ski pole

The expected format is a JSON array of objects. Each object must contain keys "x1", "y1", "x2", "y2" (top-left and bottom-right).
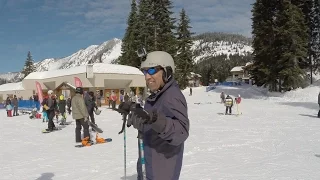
[
  {"x1": 138, "y1": 132, "x2": 146, "y2": 180},
  {"x1": 123, "y1": 114, "x2": 127, "y2": 180}
]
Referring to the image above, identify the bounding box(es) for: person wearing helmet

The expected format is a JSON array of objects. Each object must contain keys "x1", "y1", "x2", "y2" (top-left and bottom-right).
[
  {"x1": 44, "y1": 90, "x2": 58, "y2": 131},
  {"x1": 85, "y1": 91, "x2": 99, "y2": 131},
  {"x1": 121, "y1": 51, "x2": 190, "y2": 180},
  {"x1": 58, "y1": 94, "x2": 67, "y2": 125},
  {"x1": 224, "y1": 95, "x2": 233, "y2": 115},
  {"x1": 71, "y1": 87, "x2": 90, "y2": 143}
]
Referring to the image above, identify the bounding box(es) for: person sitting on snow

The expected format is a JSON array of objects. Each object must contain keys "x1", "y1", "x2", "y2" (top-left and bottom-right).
[
  {"x1": 224, "y1": 95, "x2": 233, "y2": 115},
  {"x1": 29, "y1": 108, "x2": 38, "y2": 119}
]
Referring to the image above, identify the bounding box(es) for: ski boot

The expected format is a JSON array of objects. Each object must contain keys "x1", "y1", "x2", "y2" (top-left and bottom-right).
[
  {"x1": 96, "y1": 133, "x2": 106, "y2": 144},
  {"x1": 81, "y1": 136, "x2": 92, "y2": 146}
]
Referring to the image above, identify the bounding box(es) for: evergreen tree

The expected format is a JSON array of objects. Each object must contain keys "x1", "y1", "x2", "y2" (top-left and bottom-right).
[
  {"x1": 118, "y1": 0, "x2": 140, "y2": 68},
  {"x1": 136, "y1": 0, "x2": 155, "y2": 52},
  {"x1": 151, "y1": 0, "x2": 177, "y2": 56},
  {"x1": 274, "y1": 0, "x2": 308, "y2": 90},
  {"x1": 310, "y1": 0, "x2": 320, "y2": 73},
  {"x1": 175, "y1": 8, "x2": 194, "y2": 89},
  {"x1": 250, "y1": 0, "x2": 278, "y2": 89},
  {"x1": 21, "y1": 51, "x2": 35, "y2": 78}
]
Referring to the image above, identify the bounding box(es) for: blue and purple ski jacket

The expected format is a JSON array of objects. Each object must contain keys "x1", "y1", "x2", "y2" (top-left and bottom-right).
[{"x1": 137, "y1": 79, "x2": 190, "y2": 180}]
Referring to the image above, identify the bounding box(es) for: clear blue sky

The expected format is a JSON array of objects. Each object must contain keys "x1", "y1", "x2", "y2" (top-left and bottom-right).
[{"x1": 0, "y1": 0, "x2": 253, "y2": 73}]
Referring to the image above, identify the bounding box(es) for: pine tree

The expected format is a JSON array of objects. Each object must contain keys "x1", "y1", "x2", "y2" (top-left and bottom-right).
[
  {"x1": 136, "y1": 0, "x2": 155, "y2": 53},
  {"x1": 250, "y1": 0, "x2": 278, "y2": 89},
  {"x1": 274, "y1": 0, "x2": 308, "y2": 90},
  {"x1": 151, "y1": 0, "x2": 177, "y2": 56},
  {"x1": 118, "y1": 0, "x2": 140, "y2": 68},
  {"x1": 310, "y1": 0, "x2": 320, "y2": 74},
  {"x1": 22, "y1": 51, "x2": 35, "y2": 78},
  {"x1": 175, "y1": 8, "x2": 193, "y2": 89}
]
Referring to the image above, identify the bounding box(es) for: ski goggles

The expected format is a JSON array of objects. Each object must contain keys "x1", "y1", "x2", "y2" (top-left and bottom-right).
[{"x1": 141, "y1": 66, "x2": 163, "y2": 76}]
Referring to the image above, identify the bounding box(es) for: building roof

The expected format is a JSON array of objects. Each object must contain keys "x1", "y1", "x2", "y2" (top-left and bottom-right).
[
  {"x1": 0, "y1": 82, "x2": 24, "y2": 92},
  {"x1": 230, "y1": 66, "x2": 244, "y2": 72},
  {"x1": 54, "y1": 82, "x2": 76, "y2": 91},
  {"x1": 24, "y1": 63, "x2": 144, "y2": 80}
]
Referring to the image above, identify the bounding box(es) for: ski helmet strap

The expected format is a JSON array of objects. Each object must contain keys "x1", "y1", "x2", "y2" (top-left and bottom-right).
[{"x1": 162, "y1": 67, "x2": 173, "y2": 83}]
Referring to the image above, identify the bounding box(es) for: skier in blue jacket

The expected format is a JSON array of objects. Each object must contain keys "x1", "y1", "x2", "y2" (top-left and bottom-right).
[{"x1": 120, "y1": 51, "x2": 190, "y2": 180}]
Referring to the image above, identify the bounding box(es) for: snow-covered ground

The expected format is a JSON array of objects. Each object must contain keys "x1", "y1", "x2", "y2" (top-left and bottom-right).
[{"x1": 1, "y1": 85, "x2": 320, "y2": 179}]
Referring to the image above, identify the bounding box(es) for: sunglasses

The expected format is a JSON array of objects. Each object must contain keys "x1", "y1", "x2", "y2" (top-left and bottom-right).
[{"x1": 141, "y1": 67, "x2": 162, "y2": 75}]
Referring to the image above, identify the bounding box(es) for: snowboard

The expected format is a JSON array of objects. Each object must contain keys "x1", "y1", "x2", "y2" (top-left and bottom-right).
[
  {"x1": 58, "y1": 121, "x2": 72, "y2": 126},
  {"x1": 75, "y1": 138, "x2": 112, "y2": 148},
  {"x1": 42, "y1": 128, "x2": 62, "y2": 133},
  {"x1": 217, "y1": 112, "x2": 239, "y2": 116}
]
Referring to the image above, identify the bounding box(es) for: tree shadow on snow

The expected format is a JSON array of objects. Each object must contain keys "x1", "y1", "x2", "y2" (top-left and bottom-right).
[
  {"x1": 35, "y1": 172, "x2": 54, "y2": 180},
  {"x1": 278, "y1": 102, "x2": 318, "y2": 110},
  {"x1": 120, "y1": 174, "x2": 137, "y2": 180},
  {"x1": 299, "y1": 114, "x2": 319, "y2": 118}
]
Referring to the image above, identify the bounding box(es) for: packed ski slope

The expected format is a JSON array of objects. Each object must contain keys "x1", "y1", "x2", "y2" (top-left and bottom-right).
[{"x1": 1, "y1": 85, "x2": 320, "y2": 179}]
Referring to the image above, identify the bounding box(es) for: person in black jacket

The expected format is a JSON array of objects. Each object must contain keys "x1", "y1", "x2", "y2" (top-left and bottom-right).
[
  {"x1": 67, "y1": 97, "x2": 72, "y2": 115},
  {"x1": 85, "y1": 91, "x2": 98, "y2": 130},
  {"x1": 12, "y1": 95, "x2": 19, "y2": 116},
  {"x1": 42, "y1": 90, "x2": 58, "y2": 131},
  {"x1": 58, "y1": 94, "x2": 67, "y2": 125},
  {"x1": 224, "y1": 95, "x2": 233, "y2": 115}
]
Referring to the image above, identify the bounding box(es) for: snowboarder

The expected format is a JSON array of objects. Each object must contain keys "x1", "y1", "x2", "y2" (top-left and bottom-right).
[
  {"x1": 58, "y1": 94, "x2": 67, "y2": 125},
  {"x1": 119, "y1": 51, "x2": 190, "y2": 180},
  {"x1": 72, "y1": 87, "x2": 90, "y2": 143},
  {"x1": 85, "y1": 91, "x2": 98, "y2": 130},
  {"x1": 224, "y1": 95, "x2": 233, "y2": 115},
  {"x1": 42, "y1": 90, "x2": 58, "y2": 131},
  {"x1": 189, "y1": 87, "x2": 192, "y2": 96}
]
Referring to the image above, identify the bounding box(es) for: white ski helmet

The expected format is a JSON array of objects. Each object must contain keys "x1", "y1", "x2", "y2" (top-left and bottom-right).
[
  {"x1": 140, "y1": 51, "x2": 175, "y2": 73},
  {"x1": 94, "y1": 108, "x2": 101, "y2": 115},
  {"x1": 48, "y1": 90, "x2": 53, "y2": 95}
]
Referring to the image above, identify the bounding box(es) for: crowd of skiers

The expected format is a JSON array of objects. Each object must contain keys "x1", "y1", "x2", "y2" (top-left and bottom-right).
[{"x1": 39, "y1": 90, "x2": 102, "y2": 132}]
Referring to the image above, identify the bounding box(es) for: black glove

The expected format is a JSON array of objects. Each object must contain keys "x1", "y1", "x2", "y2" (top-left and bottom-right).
[
  {"x1": 129, "y1": 106, "x2": 166, "y2": 132},
  {"x1": 115, "y1": 102, "x2": 134, "y2": 115}
]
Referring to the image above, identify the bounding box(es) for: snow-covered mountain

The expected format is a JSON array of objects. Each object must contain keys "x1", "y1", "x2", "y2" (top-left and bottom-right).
[
  {"x1": 4, "y1": 38, "x2": 122, "y2": 81},
  {"x1": 0, "y1": 72, "x2": 20, "y2": 82},
  {"x1": 34, "y1": 38, "x2": 122, "y2": 72},
  {"x1": 0, "y1": 33, "x2": 253, "y2": 83},
  {"x1": 191, "y1": 40, "x2": 253, "y2": 62},
  {"x1": 191, "y1": 32, "x2": 253, "y2": 63}
]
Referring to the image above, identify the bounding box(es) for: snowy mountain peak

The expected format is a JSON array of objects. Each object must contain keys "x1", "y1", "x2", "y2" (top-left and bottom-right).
[{"x1": 0, "y1": 33, "x2": 252, "y2": 84}]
